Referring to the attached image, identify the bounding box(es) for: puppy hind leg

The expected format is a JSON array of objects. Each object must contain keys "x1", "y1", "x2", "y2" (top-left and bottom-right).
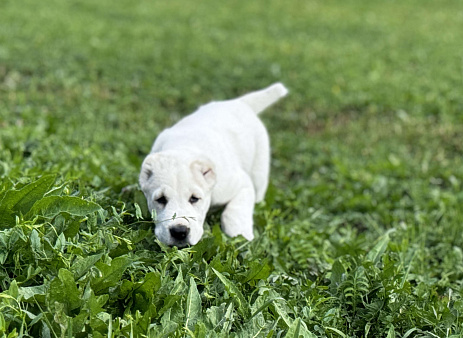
[
  {"x1": 251, "y1": 132, "x2": 270, "y2": 203},
  {"x1": 221, "y1": 174, "x2": 255, "y2": 240}
]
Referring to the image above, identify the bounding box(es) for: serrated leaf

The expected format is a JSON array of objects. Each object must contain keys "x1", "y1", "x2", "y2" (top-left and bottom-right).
[
  {"x1": 185, "y1": 277, "x2": 202, "y2": 331},
  {"x1": 27, "y1": 196, "x2": 102, "y2": 219},
  {"x1": 212, "y1": 268, "x2": 250, "y2": 317}
]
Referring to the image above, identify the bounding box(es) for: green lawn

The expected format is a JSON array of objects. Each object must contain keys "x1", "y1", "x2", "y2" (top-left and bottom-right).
[{"x1": 1, "y1": 0, "x2": 463, "y2": 336}]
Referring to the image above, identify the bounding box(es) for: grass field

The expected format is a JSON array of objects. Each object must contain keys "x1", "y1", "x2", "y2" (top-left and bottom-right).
[{"x1": 1, "y1": 0, "x2": 463, "y2": 336}]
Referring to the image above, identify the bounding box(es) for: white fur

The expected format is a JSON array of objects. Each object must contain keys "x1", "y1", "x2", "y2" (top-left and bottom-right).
[{"x1": 139, "y1": 83, "x2": 288, "y2": 246}]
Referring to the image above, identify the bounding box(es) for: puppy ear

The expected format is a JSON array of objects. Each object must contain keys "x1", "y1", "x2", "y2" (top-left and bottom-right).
[
  {"x1": 191, "y1": 158, "x2": 216, "y2": 188},
  {"x1": 139, "y1": 153, "x2": 158, "y2": 189}
]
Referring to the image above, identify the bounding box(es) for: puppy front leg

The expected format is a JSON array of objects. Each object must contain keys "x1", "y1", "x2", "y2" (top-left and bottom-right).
[{"x1": 221, "y1": 174, "x2": 255, "y2": 240}]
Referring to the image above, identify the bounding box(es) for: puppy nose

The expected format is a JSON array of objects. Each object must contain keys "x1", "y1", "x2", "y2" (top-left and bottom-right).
[{"x1": 170, "y1": 225, "x2": 190, "y2": 241}]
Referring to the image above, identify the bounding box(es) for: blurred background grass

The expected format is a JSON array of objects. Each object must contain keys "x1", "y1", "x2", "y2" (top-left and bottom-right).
[
  {"x1": 2, "y1": 0, "x2": 462, "y2": 124},
  {"x1": 1, "y1": 0, "x2": 462, "y2": 211}
]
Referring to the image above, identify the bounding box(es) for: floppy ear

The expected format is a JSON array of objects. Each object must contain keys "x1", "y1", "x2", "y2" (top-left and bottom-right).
[
  {"x1": 139, "y1": 153, "x2": 159, "y2": 189},
  {"x1": 191, "y1": 158, "x2": 216, "y2": 189}
]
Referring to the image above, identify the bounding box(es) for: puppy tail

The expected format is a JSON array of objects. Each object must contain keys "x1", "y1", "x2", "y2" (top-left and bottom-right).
[{"x1": 239, "y1": 82, "x2": 289, "y2": 114}]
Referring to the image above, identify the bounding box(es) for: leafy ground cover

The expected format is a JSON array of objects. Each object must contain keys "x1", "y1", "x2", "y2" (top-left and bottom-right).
[{"x1": 1, "y1": 0, "x2": 463, "y2": 336}]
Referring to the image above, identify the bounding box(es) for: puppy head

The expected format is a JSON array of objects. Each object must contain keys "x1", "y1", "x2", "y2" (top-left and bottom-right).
[{"x1": 139, "y1": 152, "x2": 216, "y2": 247}]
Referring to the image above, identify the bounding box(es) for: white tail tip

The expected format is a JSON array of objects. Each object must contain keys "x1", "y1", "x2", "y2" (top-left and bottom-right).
[{"x1": 239, "y1": 82, "x2": 288, "y2": 114}]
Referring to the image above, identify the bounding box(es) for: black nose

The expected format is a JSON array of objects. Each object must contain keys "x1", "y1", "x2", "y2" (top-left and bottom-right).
[{"x1": 170, "y1": 225, "x2": 190, "y2": 241}]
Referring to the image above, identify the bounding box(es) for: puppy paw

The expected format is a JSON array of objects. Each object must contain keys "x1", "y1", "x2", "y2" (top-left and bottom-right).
[{"x1": 221, "y1": 212, "x2": 254, "y2": 241}]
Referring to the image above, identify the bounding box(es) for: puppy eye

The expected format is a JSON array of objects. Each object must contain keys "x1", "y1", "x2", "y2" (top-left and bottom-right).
[
  {"x1": 156, "y1": 196, "x2": 167, "y2": 206},
  {"x1": 145, "y1": 169, "x2": 153, "y2": 180},
  {"x1": 189, "y1": 195, "x2": 200, "y2": 204}
]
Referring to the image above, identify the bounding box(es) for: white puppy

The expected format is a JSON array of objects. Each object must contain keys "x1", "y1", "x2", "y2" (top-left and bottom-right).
[{"x1": 139, "y1": 83, "x2": 288, "y2": 246}]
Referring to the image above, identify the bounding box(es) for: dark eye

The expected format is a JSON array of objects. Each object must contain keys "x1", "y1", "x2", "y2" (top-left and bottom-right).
[
  {"x1": 145, "y1": 169, "x2": 153, "y2": 180},
  {"x1": 156, "y1": 196, "x2": 167, "y2": 206},
  {"x1": 189, "y1": 195, "x2": 200, "y2": 204}
]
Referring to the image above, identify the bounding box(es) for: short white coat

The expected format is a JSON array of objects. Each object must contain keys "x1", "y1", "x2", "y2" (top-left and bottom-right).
[{"x1": 140, "y1": 83, "x2": 288, "y2": 246}]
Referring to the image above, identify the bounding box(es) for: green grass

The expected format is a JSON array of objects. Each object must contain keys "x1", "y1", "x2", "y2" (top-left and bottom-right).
[{"x1": 1, "y1": 0, "x2": 463, "y2": 336}]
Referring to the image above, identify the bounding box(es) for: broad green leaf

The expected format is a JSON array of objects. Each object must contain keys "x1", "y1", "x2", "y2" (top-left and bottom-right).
[
  {"x1": 44, "y1": 184, "x2": 67, "y2": 197},
  {"x1": 119, "y1": 279, "x2": 134, "y2": 299},
  {"x1": 30, "y1": 229, "x2": 43, "y2": 256},
  {"x1": 27, "y1": 196, "x2": 101, "y2": 219},
  {"x1": 18, "y1": 285, "x2": 46, "y2": 301},
  {"x1": 71, "y1": 253, "x2": 104, "y2": 280},
  {"x1": 83, "y1": 290, "x2": 108, "y2": 316},
  {"x1": 72, "y1": 312, "x2": 88, "y2": 335},
  {"x1": 285, "y1": 318, "x2": 301, "y2": 338},
  {"x1": 191, "y1": 237, "x2": 218, "y2": 263},
  {"x1": 0, "y1": 174, "x2": 55, "y2": 214},
  {"x1": 250, "y1": 297, "x2": 285, "y2": 319},
  {"x1": 91, "y1": 256, "x2": 132, "y2": 295},
  {"x1": 160, "y1": 309, "x2": 179, "y2": 336},
  {"x1": 223, "y1": 302, "x2": 234, "y2": 333},
  {"x1": 157, "y1": 295, "x2": 182, "y2": 319},
  {"x1": 286, "y1": 318, "x2": 317, "y2": 338},
  {"x1": 171, "y1": 268, "x2": 186, "y2": 295},
  {"x1": 185, "y1": 277, "x2": 201, "y2": 331},
  {"x1": 7, "y1": 280, "x2": 19, "y2": 299},
  {"x1": 268, "y1": 290, "x2": 292, "y2": 328},
  {"x1": 386, "y1": 324, "x2": 396, "y2": 338},
  {"x1": 205, "y1": 303, "x2": 227, "y2": 329},
  {"x1": 242, "y1": 258, "x2": 272, "y2": 283},
  {"x1": 212, "y1": 268, "x2": 250, "y2": 317},
  {"x1": 0, "y1": 312, "x2": 5, "y2": 332},
  {"x1": 47, "y1": 269, "x2": 82, "y2": 313},
  {"x1": 54, "y1": 232, "x2": 66, "y2": 252},
  {"x1": 134, "y1": 271, "x2": 162, "y2": 297}
]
